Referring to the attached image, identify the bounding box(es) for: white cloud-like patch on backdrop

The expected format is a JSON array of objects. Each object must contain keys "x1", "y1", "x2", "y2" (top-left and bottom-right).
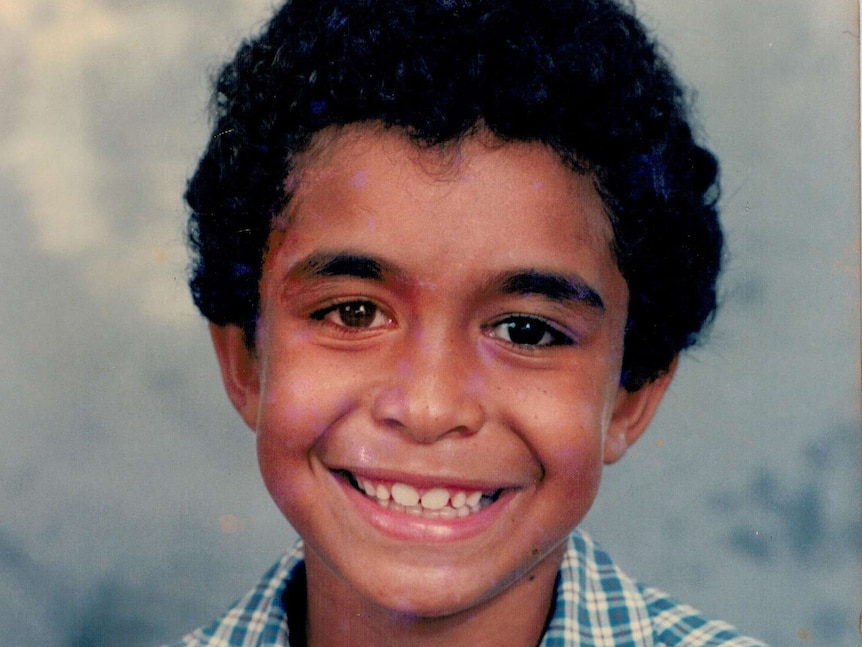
[
  {"x1": 2, "y1": 2, "x2": 117, "y2": 253},
  {"x1": 1, "y1": 1, "x2": 275, "y2": 328}
]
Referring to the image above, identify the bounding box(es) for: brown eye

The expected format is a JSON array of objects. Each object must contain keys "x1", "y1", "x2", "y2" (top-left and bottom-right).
[
  {"x1": 488, "y1": 316, "x2": 572, "y2": 347},
  {"x1": 335, "y1": 302, "x2": 378, "y2": 328},
  {"x1": 311, "y1": 300, "x2": 390, "y2": 329}
]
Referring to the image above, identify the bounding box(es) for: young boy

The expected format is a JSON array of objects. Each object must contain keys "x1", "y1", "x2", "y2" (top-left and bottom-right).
[{"x1": 172, "y1": 0, "x2": 767, "y2": 645}]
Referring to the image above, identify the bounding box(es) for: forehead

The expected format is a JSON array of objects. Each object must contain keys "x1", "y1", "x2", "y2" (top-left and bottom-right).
[{"x1": 267, "y1": 124, "x2": 622, "y2": 304}]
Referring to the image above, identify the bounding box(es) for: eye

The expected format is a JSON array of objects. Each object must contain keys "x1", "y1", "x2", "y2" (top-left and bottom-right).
[
  {"x1": 486, "y1": 315, "x2": 573, "y2": 347},
  {"x1": 310, "y1": 300, "x2": 391, "y2": 330}
]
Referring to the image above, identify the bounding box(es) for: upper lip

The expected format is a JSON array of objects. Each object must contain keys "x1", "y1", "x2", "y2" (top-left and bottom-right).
[{"x1": 329, "y1": 466, "x2": 523, "y2": 493}]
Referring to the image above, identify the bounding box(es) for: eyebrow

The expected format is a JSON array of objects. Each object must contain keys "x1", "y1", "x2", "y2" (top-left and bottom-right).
[
  {"x1": 496, "y1": 270, "x2": 605, "y2": 312},
  {"x1": 289, "y1": 251, "x2": 393, "y2": 281},
  {"x1": 288, "y1": 252, "x2": 604, "y2": 311}
]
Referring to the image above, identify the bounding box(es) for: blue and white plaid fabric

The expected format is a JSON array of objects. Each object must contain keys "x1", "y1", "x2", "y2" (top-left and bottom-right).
[
  {"x1": 541, "y1": 532, "x2": 766, "y2": 646},
  {"x1": 168, "y1": 530, "x2": 767, "y2": 647}
]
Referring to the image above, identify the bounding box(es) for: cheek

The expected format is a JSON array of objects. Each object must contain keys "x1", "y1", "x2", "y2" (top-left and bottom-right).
[
  {"x1": 258, "y1": 376, "x2": 330, "y2": 441},
  {"x1": 512, "y1": 384, "x2": 608, "y2": 492},
  {"x1": 255, "y1": 362, "x2": 353, "y2": 494},
  {"x1": 511, "y1": 377, "x2": 609, "y2": 443},
  {"x1": 551, "y1": 440, "x2": 604, "y2": 489},
  {"x1": 258, "y1": 345, "x2": 361, "y2": 431},
  {"x1": 538, "y1": 436, "x2": 605, "y2": 536}
]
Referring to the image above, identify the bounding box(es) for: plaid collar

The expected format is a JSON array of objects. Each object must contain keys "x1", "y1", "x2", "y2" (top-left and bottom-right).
[{"x1": 169, "y1": 529, "x2": 766, "y2": 647}]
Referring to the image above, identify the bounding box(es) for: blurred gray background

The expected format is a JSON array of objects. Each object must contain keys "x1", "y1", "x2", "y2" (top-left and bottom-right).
[{"x1": 1, "y1": 1, "x2": 858, "y2": 645}]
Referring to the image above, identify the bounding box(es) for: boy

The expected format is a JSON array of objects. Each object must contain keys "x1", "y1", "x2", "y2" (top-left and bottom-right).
[{"x1": 172, "y1": 0, "x2": 767, "y2": 645}]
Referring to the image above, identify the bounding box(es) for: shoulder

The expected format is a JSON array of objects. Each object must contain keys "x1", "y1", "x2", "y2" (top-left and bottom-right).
[
  {"x1": 542, "y1": 529, "x2": 769, "y2": 647},
  {"x1": 163, "y1": 541, "x2": 305, "y2": 647}
]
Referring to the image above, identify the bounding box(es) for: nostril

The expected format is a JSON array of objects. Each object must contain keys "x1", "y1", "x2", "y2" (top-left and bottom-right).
[
  {"x1": 371, "y1": 386, "x2": 408, "y2": 424},
  {"x1": 447, "y1": 424, "x2": 473, "y2": 437},
  {"x1": 380, "y1": 417, "x2": 407, "y2": 431}
]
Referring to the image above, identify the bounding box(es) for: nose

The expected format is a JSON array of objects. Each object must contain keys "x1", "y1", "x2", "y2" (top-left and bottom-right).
[{"x1": 371, "y1": 329, "x2": 486, "y2": 443}]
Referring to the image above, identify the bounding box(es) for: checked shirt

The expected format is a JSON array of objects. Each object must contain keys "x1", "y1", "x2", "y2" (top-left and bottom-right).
[{"x1": 167, "y1": 529, "x2": 767, "y2": 647}]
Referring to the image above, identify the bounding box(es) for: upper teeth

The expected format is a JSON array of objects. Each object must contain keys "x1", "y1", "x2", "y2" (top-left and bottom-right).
[{"x1": 357, "y1": 477, "x2": 488, "y2": 517}]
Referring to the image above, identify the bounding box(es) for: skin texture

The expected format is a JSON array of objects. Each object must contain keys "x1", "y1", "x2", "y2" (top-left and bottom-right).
[{"x1": 211, "y1": 125, "x2": 674, "y2": 647}]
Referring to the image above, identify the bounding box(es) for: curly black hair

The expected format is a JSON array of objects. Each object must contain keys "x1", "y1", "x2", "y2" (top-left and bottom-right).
[{"x1": 186, "y1": 0, "x2": 721, "y2": 391}]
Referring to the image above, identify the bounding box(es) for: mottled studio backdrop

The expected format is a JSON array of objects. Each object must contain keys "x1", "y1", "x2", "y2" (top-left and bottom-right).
[{"x1": 0, "y1": 1, "x2": 859, "y2": 645}]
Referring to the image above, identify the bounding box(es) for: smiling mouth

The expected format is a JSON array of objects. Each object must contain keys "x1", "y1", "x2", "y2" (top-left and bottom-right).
[{"x1": 336, "y1": 470, "x2": 503, "y2": 519}]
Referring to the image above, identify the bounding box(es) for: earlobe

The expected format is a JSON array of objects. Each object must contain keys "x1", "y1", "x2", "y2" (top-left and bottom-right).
[
  {"x1": 603, "y1": 357, "x2": 678, "y2": 465},
  {"x1": 209, "y1": 323, "x2": 261, "y2": 431}
]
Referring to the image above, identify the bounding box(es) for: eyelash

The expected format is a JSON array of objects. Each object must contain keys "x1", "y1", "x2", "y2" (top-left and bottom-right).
[
  {"x1": 484, "y1": 315, "x2": 574, "y2": 348},
  {"x1": 308, "y1": 301, "x2": 573, "y2": 348},
  {"x1": 309, "y1": 299, "x2": 392, "y2": 332}
]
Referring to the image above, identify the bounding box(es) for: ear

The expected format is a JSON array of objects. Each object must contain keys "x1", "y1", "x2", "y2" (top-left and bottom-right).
[
  {"x1": 209, "y1": 323, "x2": 261, "y2": 432},
  {"x1": 603, "y1": 357, "x2": 678, "y2": 464}
]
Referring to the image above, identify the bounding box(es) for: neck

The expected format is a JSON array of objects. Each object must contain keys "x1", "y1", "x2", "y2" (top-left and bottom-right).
[{"x1": 303, "y1": 544, "x2": 564, "y2": 647}]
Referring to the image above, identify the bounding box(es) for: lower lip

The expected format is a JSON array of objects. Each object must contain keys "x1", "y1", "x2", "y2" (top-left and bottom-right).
[{"x1": 333, "y1": 473, "x2": 514, "y2": 543}]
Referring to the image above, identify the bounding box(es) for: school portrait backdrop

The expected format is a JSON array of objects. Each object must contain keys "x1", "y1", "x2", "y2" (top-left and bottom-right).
[{"x1": 0, "y1": 1, "x2": 858, "y2": 645}]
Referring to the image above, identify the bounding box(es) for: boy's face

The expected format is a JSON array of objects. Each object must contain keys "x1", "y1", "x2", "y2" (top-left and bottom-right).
[{"x1": 213, "y1": 126, "x2": 671, "y2": 618}]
